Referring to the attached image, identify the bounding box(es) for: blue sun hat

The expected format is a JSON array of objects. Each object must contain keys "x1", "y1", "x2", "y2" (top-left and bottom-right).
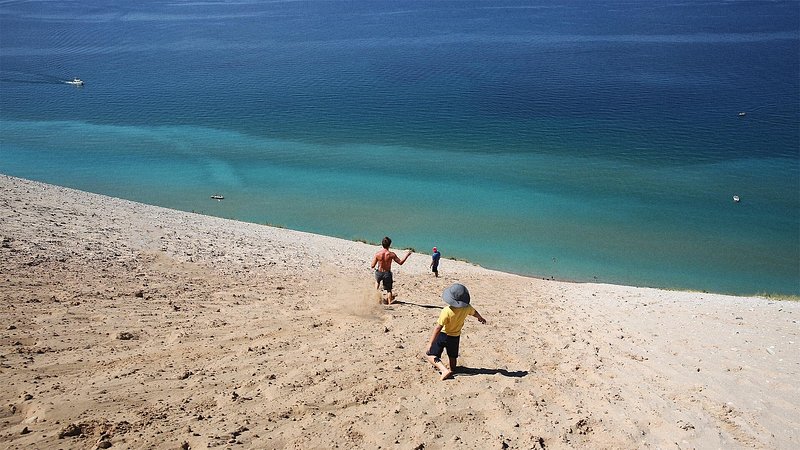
[{"x1": 442, "y1": 283, "x2": 471, "y2": 308}]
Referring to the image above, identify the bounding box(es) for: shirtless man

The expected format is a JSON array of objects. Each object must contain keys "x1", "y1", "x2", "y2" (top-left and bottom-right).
[{"x1": 371, "y1": 236, "x2": 412, "y2": 304}]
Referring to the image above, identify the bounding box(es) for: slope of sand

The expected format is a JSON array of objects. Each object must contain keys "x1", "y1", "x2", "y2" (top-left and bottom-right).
[{"x1": 1, "y1": 174, "x2": 798, "y2": 449}]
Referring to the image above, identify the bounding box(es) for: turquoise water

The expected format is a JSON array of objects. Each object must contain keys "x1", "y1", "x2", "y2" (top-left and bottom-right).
[{"x1": 1, "y1": 1, "x2": 798, "y2": 295}]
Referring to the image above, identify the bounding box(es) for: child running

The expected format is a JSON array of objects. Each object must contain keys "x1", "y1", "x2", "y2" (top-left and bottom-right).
[{"x1": 425, "y1": 283, "x2": 487, "y2": 380}]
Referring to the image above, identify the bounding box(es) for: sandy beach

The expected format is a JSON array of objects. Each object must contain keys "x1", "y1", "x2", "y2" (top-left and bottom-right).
[{"x1": 0, "y1": 174, "x2": 797, "y2": 449}]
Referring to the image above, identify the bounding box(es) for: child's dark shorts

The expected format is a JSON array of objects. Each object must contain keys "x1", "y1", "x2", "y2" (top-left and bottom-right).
[{"x1": 426, "y1": 332, "x2": 460, "y2": 359}]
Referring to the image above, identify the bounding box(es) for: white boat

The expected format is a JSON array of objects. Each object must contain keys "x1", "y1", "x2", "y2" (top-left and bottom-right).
[
  {"x1": 210, "y1": 194, "x2": 224, "y2": 200},
  {"x1": 65, "y1": 78, "x2": 84, "y2": 86},
  {"x1": 738, "y1": 112, "x2": 746, "y2": 117},
  {"x1": 733, "y1": 195, "x2": 740, "y2": 203}
]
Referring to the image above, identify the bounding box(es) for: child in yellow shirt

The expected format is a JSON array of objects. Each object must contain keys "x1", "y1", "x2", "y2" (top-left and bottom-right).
[{"x1": 425, "y1": 283, "x2": 486, "y2": 380}]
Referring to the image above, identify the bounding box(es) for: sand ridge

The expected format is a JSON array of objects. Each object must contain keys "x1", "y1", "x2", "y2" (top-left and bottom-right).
[{"x1": 1, "y1": 174, "x2": 798, "y2": 449}]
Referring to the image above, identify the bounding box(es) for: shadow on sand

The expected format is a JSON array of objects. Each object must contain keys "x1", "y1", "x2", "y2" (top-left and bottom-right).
[
  {"x1": 455, "y1": 367, "x2": 529, "y2": 378},
  {"x1": 393, "y1": 300, "x2": 440, "y2": 310}
]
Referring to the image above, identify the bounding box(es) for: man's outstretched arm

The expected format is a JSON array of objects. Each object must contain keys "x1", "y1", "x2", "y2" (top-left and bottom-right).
[{"x1": 394, "y1": 250, "x2": 412, "y2": 265}]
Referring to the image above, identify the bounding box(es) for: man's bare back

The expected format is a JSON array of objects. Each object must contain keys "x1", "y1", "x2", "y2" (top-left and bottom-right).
[{"x1": 373, "y1": 248, "x2": 401, "y2": 272}]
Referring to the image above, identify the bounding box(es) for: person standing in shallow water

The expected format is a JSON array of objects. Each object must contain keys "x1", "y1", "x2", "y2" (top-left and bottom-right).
[
  {"x1": 371, "y1": 236, "x2": 411, "y2": 304},
  {"x1": 430, "y1": 246, "x2": 441, "y2": 277}
]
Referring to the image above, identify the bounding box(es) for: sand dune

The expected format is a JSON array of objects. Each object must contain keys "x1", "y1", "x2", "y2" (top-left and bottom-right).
[{"x1": 1, "y1": 174, "x2": 797, "y2": 449}]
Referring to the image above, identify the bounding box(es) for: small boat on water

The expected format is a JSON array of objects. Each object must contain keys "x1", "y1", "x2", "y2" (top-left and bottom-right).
[
  {"x1": 65, "y1": 78, "x2": 84, "y2": 86},
  {"x1": 738, "y1": 112, "x2": 746, "y2": 117},
  {"x1": 210, "y1": 194, "x2": 224, "y2": 200},
  {"x1": 733, "y1": 195, "x2": 740, "y2": 203}
]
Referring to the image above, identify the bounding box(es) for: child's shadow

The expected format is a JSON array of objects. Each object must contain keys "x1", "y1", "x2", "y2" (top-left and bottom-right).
[{"x1": 455, "y1": 367, "x2": 529, "y2": 378}]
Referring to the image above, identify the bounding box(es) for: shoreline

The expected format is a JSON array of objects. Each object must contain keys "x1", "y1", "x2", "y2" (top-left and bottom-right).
[
  {"x1": 4, "y1": 174, "x2": 792, "y2": 299},
  {"x1": 1, "y1": 173, "x2": 798, "y2": 449}
]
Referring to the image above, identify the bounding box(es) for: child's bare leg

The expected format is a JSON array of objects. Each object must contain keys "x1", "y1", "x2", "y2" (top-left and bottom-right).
[
  {"x1": 449, "y1": 357, "x2": 458, "y2": 373},
  {"x1": 387, "y1": 291, "x2": 394, "y2": 304},
  {"x1": 425, "y1": 355, "x2": 453, "y2": 380},
  {"x1": 440, "y1": 364, "x2": 454, "y2": 380}
]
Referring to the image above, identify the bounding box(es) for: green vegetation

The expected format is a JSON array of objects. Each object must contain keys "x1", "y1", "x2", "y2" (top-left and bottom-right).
[{"x1": 756, "y1": 293, "x2": 800, "y2": 302}]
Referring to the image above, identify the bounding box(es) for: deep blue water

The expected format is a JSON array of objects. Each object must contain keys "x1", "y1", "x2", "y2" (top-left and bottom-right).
[{"x1": 1, "y1": 0, "x2": 798, "y2": 295}]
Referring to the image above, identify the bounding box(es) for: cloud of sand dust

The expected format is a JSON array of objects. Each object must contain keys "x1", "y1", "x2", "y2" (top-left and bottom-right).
[{"x1": 320, "y1": 264, "x2": 384, "y2": 319}]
